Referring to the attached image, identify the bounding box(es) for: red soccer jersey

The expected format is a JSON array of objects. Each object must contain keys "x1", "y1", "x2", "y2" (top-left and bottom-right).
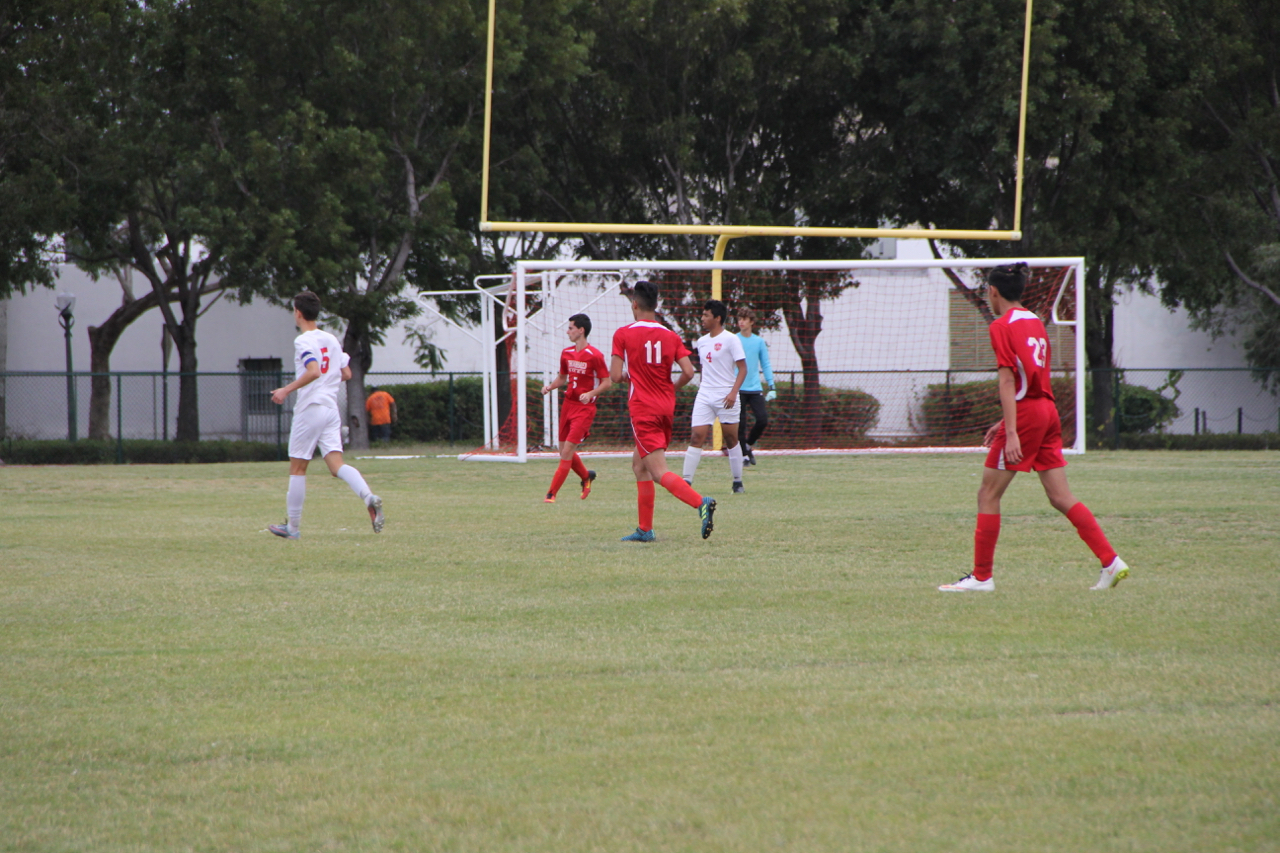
[
  {"x1": 559, "y1": 343, "x2": 609, "y2": 404},
  {"x1": 988, "y1": 307, "x2": 1055, "y2": 402},
  {"x1": 611, "y1": 320, "x2": 691, "y2": 417}
]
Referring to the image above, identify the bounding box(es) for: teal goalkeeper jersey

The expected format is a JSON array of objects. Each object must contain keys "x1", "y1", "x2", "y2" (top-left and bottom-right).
[{"x1": 736, "y1": 333, "x2": 775, "y2": 393}]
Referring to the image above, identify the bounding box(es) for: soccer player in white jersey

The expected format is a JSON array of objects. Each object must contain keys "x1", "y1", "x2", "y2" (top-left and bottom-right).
[
  {"x1": 267, "y1": 291, "x2": 384, "y2": 540},
  {"x1": 682, "y1": 299, "x2": 749, "y2": 493}
]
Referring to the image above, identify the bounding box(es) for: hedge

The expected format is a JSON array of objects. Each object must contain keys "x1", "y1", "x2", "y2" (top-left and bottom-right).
[
  {"x1": 378, "y1": 376, "x2": 486, "y2": 443},
  {"x1": 1, "y1": 439, "x2": 282, "y2": 465},
  {"x1": 518, "y1": 379, "x2": 882, "y2": 448},
  {"x1": 916, "y1": 377, "x2": 1077, "y2": 445}
]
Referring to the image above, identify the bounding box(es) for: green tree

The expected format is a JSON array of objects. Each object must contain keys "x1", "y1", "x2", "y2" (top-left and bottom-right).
[
  {"x1": 494, "y1": 0, "x2": 876, "y2": 438},
  {"x1": 855, "y1": 0, "x2": 1205, "y2": 441},
  {"x1": 190, "y1": 0, "x2": 586, "y2": 447},
  {"x1": 1, "y1": 0, "x2": 232, "y2": 440},
  {"x1": 1157, "y1": 0, "x2": 1280, "y2": 389}
]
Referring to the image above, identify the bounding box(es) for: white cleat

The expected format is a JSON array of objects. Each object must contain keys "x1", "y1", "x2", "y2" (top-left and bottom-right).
[
  {"x1": 367, "y1": 495, "x2": 385, "y2": 533},
  {"x1": 1091, "y1": 556, "x2": 1129, "y2": 590},
  {"x1": 939, "y1": 573, "x2": 995, "y2": 592}
]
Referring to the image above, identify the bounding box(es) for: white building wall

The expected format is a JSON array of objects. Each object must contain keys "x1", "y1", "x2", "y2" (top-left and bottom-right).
[{"x1": 2, "y1": 252, "x2": 1272, "y2": 439}]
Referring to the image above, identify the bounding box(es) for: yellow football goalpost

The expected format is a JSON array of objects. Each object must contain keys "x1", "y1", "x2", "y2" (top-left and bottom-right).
[
  {"x1": 476, "y1": 0, "x2": 1037, "y2": 455},
  {"x1": 478, "y1": 0, "x2": 1037, "y2": 259}
]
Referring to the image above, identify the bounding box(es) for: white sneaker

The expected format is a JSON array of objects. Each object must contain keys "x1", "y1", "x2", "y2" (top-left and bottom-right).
[
  {"x1": 1090, "y1": 556, "x2": 1129, "y2": 590},
  {"x1": 939, "y1": 574, "x2": 994, "y2": 592}
]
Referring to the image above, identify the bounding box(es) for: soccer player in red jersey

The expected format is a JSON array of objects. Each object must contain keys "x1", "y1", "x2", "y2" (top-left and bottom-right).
[
  {"x1": 940, "y1": 263, "x2": 1130, "y2": 592},
  {"x1": 606, "y1": 281, "x2": 717, "y2": 541},
  {"x1": 541, "y1": 313, "x2": 612, "y2": 502}
]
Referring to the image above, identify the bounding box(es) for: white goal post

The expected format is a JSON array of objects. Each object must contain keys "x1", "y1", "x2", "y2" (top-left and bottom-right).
[{"x1": 472, "y1": 257, "x2": 1085, "y2": 462}]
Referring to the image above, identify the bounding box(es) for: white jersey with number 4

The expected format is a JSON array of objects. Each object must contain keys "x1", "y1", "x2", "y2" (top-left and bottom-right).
[
  {"x1": 694, "y1": 330, "x2": 746, "y2": 397},
  {"x1": 293, "y1": 329, "x2": 349, "y2": 412}
]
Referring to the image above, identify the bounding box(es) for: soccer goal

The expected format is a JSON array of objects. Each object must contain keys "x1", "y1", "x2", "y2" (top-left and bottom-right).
[{"x1": 466, "y1": 258, "x2": 1084, "y2": 462}]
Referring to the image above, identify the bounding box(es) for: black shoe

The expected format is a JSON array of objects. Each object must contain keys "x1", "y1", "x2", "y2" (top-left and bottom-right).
[
  {"x1": 743, "y1": 444, "x2": 757, "y2": 465},
  {"x1": 732, "y1": 480, "x2": 745, "y2": 494}
]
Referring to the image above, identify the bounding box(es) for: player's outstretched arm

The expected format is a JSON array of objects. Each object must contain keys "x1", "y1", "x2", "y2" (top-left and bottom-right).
[
  {"x1": 982, "y1": 420, "x2": 1003, "y2": 447},
  {"x1": 271, "y1": 360, "x2": 321, "y2": 404},
  {"x1": 723, "y1": 358, "x2": 748, "y2": 408},
  {"x1": 578, "y1": 375, "x2": 613, "y2": 405},
  {"x1": 997, "y1": 367, "x2": 1022, "y2": 464},
  {"x1": 674, "y1": 356, "x2": 695, "y2": 390},
  {"x1": 542, "y1": 373, "x2": 567, "y2": 396}
]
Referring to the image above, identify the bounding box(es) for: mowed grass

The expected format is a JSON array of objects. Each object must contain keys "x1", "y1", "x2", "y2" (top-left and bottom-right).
[{"x1": 1, "y1": 449, "x2": 1277, "y2": 852}]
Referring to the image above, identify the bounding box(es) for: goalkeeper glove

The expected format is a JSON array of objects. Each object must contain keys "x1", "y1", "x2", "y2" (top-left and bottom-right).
[{"x1": 765, "y1": 390, "x2": 777, "y2": 402}]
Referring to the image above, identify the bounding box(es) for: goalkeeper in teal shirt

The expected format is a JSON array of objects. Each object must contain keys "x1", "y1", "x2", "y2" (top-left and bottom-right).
[{"x1": 734, "y1": 307, "x2": 776, "y2": 465}]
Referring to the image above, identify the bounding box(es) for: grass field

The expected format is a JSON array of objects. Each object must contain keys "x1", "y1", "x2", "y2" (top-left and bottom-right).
[{"x1": 2, "y1": 449, "x2": 1278, "y2": 852}]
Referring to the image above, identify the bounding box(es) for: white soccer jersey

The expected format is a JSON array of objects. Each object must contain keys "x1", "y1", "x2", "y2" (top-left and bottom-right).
[
  {"x1": 293, "y1": 328, "x2": 349, "y2": 411},
  {"x1": 694, "y1": 330, "x2": 746, "y2": 396}
]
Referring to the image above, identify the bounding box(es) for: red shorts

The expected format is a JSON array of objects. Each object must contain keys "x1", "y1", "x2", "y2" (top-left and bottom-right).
[
  {"x1": 631, "y1": 413, "x2": 673, "y2": 457},
  {"x1": 984, "y1": 397, "x2": 1066, "y2": 472},
  {"x1": 559, "y1": 402, "x2": 597, "y2": 445}
]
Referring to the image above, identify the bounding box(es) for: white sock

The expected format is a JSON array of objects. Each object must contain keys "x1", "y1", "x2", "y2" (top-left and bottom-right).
[
  {"x1": 682, "y1": 447, "x2": 703, "y2": 482},
  {"x1": 286, "y1": 475, "x2": 306, "y2": 533},
  {"x1": 336, "y1": 464, "x2": 373, "y2": 504},
  {"x1": 728, "y1": 442, "x2": 744, "y2": 481}
]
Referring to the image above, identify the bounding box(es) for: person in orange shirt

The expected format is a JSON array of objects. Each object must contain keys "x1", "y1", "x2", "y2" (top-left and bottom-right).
[{"x1": 365, "y1": 386, "x2": 397, "y2": 444}]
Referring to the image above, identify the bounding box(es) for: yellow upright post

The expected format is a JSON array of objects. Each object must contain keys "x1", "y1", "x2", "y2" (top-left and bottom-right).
[
  {"x1": 709, "y1": 234, "x2": 741, "y2": 450},
  {"x1": 1013, "y1": 0, "x2": 1034, "y2": 233},
  {"x1": 480, "y1": 0, "x2": 498, "y2": 224}
]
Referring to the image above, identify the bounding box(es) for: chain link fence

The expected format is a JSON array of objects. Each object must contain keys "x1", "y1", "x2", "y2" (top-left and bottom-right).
[
  {"x1": 0, "y1": 368, "x2": 1275, "y2": 445},
  {"x1": 0, "y1": 370, "x2": 485, "y2": 445},
  {"x1": 1094, "y1": 368, "x2": 1280, "y2": 437}
]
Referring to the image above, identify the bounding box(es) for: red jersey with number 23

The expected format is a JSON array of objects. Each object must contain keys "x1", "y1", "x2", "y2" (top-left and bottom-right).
[
  {"x1": 988, "y1": 308, "x2": 1055, "y2": 403},
  {"x1": 611, "y1": 320, "x2": 690, "y2": 418}
]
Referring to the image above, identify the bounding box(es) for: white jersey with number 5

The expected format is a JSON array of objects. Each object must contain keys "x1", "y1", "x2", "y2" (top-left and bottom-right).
[{"x1": 293, "y1": 329, "x2": 348, "y2": 412}]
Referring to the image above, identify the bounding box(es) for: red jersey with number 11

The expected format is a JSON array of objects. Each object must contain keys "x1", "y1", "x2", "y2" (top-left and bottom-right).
[
  {"x1": 988, "y1": 308, "x2": 1055, "y2": 402},
  {"x1": 611, "y1": 320, "x2": 690, "y2": 418}
]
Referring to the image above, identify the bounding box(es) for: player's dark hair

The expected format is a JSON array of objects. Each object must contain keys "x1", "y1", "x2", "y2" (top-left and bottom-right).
[
  {"x1": 568, "y1": 313, "x2": 592, "y2": 337},
  {"x1": 631, "y1": 280, "x2": 659, "y2": 311},
  {"x1": 704, "y1": 299, "x2": 728, "y2": 323},
  {"x1": 294, "y1": 291, "x2": 322, "y2": 321},
  {"x1": 987, "y1": 263, "x2": 1028, "y2": 302}
]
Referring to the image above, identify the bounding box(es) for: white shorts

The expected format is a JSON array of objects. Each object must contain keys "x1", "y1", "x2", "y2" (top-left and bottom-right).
[
  {"x1": 691, "y1": 391, "x2": 741, "y2": 427},
  {"x1": 289, "y1": 404, "x2": 343, "y2": 460}
]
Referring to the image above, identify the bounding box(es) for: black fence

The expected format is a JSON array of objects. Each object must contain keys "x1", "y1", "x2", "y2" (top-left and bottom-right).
[
  {"x1": 0, "y1": 368, "x2": 1275, "y2": 448},
  {"x1": 0, "y1": 371, "x2": 485, "y2": 447}
]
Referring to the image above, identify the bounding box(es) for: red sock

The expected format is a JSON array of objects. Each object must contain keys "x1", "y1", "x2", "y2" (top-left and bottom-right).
[
  {"x1": 548, "y1": 460, "x2": 572, "y2": 496},
  {"x1": 637, "y1": 481, "x2": 655, "y2": 530},
  {"x1": 659, "y1": 471, "x2": 703, "y2": 508},
  {"x1": 1066, "y1": 502, "x2": 1117, "y2": 566},
  {"x1": 570, "y1": 453, "x2": 590, "y2": 481},
  {"x1": 973, "y1": 513, "x2": 1000, "y2": 582}
]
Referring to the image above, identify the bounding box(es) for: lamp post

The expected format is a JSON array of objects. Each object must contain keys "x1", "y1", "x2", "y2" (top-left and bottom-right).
[{"x1": 55, "y1": 293, "x2": 76, "y2": 441}]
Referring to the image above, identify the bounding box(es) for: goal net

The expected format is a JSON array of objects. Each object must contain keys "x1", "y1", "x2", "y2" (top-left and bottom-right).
[{"x1": 468, "y1": 258, "x2": 1083, "y2": 461}]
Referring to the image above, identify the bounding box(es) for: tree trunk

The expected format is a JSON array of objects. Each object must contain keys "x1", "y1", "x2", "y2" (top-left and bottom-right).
[
  {"x1": 85, "y1": 290, "x2": 166, "y2": 439},
  {"x1": 87, "y1": 327, "x2": 118, "y2": 441},
  {"x1": 783, "y1": 295, "x2": 824, "y2": 445},
  {"x1": 0, "y1": 299, "x2": 7, "y2": 438},
  {"x1": 1084, "y1": 266, "x2": 1116, "y2": 448},
  {"x1": 173, "y1": 317, "x2": 200, "y2": 442},
  {"x1": 343, "y1": 321, "x2": 371, "y2": 450},
  {"x1": 495, "y1": 310, "x2": 513, "y2": 443}
]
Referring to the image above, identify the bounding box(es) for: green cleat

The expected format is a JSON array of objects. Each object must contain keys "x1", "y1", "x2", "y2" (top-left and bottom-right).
[
  {"x1": 698, "y1": 496, "x2": 717, "y2": 539},
  {"x1": 621, "y1": 527, "x2": 656, "y2": 542}
]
